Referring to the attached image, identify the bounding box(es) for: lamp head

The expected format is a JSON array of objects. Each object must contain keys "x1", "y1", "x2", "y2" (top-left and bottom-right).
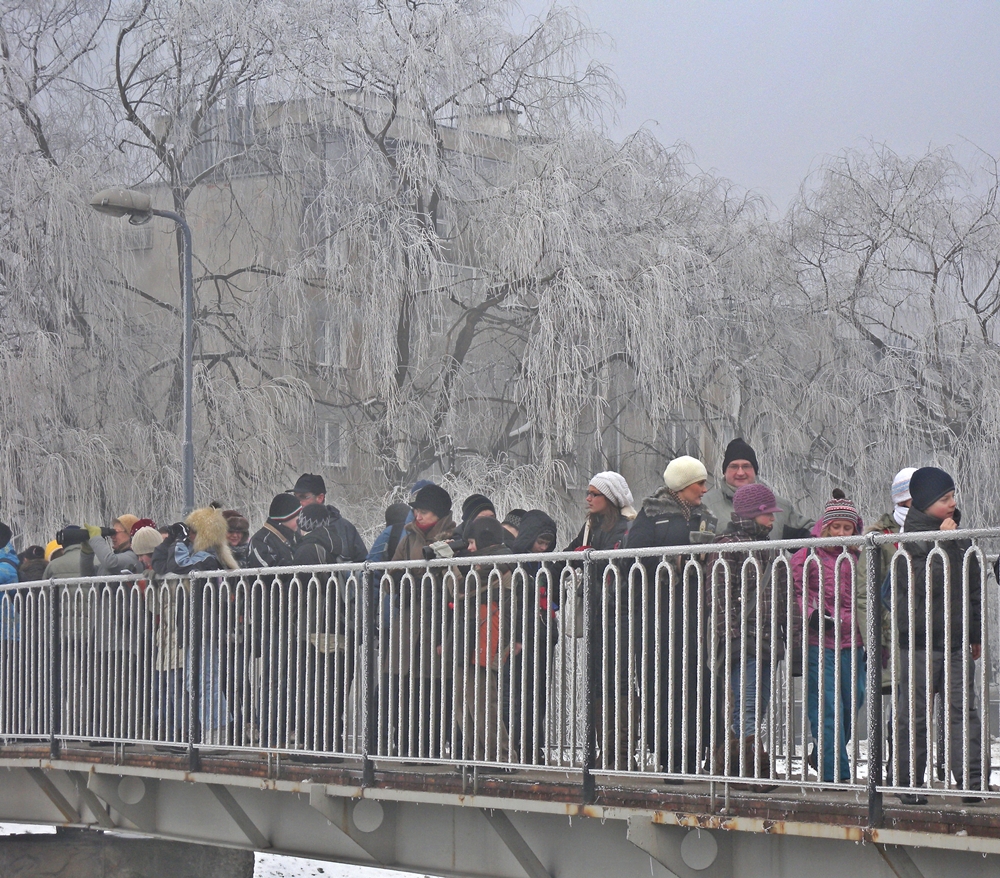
[{"x1": 89, "y1": 188, "x2": 153, "y2": 224}]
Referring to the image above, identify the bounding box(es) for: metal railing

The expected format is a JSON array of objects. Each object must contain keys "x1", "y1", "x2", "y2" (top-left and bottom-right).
[{"x1": 0, "y1": 529, "x2": 995, "y2": 807}]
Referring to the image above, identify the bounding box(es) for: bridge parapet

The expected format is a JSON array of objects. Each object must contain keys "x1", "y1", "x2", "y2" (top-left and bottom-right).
[{"x1": 0, "y1": 530, "x2": 997, "y2": 868}]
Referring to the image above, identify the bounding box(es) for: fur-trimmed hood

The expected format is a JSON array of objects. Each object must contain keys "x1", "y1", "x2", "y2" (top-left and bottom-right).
[{"x1": 185, "y1": 506, "x2": 238, "y2": 570}]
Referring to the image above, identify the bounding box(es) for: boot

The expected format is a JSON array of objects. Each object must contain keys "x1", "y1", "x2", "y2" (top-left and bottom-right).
[{"x1": 741, "y1": 735, "x2": 777, "y2": 793}]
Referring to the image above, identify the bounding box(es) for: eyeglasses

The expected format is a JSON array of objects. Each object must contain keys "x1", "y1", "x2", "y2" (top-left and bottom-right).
[
  {"x1": 294, "y1": 493, "x2": 315, "y2": 502},
  {"x1": 585, "y1": 490, "x2": 604, "y2": 498}
]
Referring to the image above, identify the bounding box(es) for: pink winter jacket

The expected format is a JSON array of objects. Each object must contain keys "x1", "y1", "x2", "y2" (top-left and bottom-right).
[{"x1": 790, "y1": 523, "x2": 863, "y2": 650}]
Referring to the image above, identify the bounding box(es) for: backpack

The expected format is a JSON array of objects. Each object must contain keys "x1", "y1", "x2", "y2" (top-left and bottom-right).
[{"x1": 477, "y1": 602, "x2": 501, "y2": 668}]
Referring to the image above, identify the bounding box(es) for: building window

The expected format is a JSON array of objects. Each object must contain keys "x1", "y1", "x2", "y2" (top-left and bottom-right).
[
  {"x1": 123, "y1": 224, "x2": 153, "y2": 251},
  {"x1": 321, "y1": 420, "x2": 344, "y2": 468},
  {"x1": 315, "y1": 317, "x2": 345, "y2": 368}
]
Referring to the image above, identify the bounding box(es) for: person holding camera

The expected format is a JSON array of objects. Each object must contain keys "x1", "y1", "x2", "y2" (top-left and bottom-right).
[
  {"x1": 383, "y1": 483, "x2": 457, "y2": 759},
  {"x1": 82, "y1": 514, "x2": 142, "y2": 576}
]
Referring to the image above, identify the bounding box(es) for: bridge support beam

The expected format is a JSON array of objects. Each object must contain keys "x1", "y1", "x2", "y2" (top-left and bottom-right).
[
  {"x1": 481, "y1": 809, "x2": 552, "y2": 878},
  {"x1": 0, "y1": 828, "x2": 254, "y2": 878},
  {"x1": 876, "y1": 844, "x2": 929, "y2": 878},
  {"x1": 626, "y1": 816, "x2": 733, "y2": 878}
]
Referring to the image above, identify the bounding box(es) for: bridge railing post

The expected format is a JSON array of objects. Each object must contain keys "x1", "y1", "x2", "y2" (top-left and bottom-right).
[
  {"x1": 188, "y1": 576, "x2": 203, "y2": 771},
  {"x1": 361, "y1": 563, "x2": 376, "y2": 785},
  {"x1": 49, "y1": 583, "x2": 61, "y2": 759},
  {"x1": 581, "y1": 550, "x2": 595, "y2": 801},
  {"x1": 865, "y1": 533, "x2": 883, "y2": 826}
]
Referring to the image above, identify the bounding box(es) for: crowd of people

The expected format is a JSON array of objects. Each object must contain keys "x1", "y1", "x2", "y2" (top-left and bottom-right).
[{"x1": 0, "y1": 440, "x2": 986, "y2": 802}]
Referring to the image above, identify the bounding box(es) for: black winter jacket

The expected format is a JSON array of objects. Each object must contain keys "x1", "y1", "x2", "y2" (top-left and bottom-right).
[
  {"x1": 248, "y1": 523, "x2": 296, "y2": 569},
  {"x1": 898, "y1": 506, "x2": 982, "y2": 650}
]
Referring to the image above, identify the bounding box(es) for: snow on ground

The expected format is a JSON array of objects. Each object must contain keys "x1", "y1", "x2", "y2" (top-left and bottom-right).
[{"x1": 254, "y1": 853, "x2": 415, "y2": 878}]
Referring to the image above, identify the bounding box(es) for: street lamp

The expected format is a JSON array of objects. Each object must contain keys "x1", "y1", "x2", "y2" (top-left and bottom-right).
[{"x1": 90, "y1": 188, "x2": 195, "y2": 513}]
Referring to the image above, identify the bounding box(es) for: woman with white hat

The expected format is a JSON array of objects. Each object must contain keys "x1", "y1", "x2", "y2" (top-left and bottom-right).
[
  {"x1": 565, "y1": 471, "x2": 637, "y2": 769},
  {"x1": 623, "y1": 455, "x2": 715, "y2": 780}
]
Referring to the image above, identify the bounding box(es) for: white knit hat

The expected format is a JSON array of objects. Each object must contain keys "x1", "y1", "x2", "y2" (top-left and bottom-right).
[
  {"x1": 890, "y1": 467, "x2": 917, "y2": 505},
  {"x1": 131, "y1": 526, "x2": 163, "y2": 556},
  {"x1": 588, "y1": 471, "x2": 637, "y2": 519},
  {"x1": 663, "y1": 456, "x2": 709, "y2": 491}
]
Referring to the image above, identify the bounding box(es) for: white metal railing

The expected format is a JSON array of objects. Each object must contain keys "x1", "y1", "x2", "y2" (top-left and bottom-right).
[{"x1": 0, "y1": 529, "x2": 995, "y2": 804}]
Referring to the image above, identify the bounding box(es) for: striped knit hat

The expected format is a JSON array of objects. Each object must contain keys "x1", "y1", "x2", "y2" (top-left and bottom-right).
[
  {"x1": 822, "y1": 489, "x2": 861, "y2": 532},
  {"x1": 890, "y1": 467, "x2": 917, "y2": 505}
]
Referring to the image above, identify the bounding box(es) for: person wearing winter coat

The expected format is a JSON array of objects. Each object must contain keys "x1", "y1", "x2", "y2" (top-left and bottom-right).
[
  {"x1": 702, "y1": 437, "x2": 814, "y2": 542},
  {"x1": 564, "y1": 472, "x2": 637, "y2": 769},
  {"x1": 507, "y1": 509, "x2": 558, "y2": 764},
  {"x1": 151, "y1": 506, "x2": 239, "y2": 744},
  {"x1": 706, "y1": 483, "x2": 792, "y2": 788},
  {"x1": 457, "y1": 493, "x2": 496, "y2": 539},
  {"x1": 861, "y1": 467, "x2": 916, "y2": 778},
  {"x1": 452, "y1": 516, "x2": 517, "y2": 763},
  {"x1": 248, "y1": 494, "x2": 301, "y2": 569},
  {"x1": 894, "y1": 467, "x2": 984, "y2": 804},
  {"x1": 82, "y1": 514, "x2": 142, "y2": 577},
  {"x1": 292, "y1": 505, "x2": 351, "y2": 752},
  {"x1": 381, "y1": 483, "x2": 457, "y2": 758},
  {"x1": 0, "y1": 522, "x2": 18, "y2": 587},
  {"x1": 366, "y1": 502, "x2": 412, "y2": 564},
  {"x1": 292, "y1": 473, "x2": 368, "y2": 562},
  {"x1": 0, "y1": 522, "x2": 19, "y2": 646},
  {"x1": 623, "y1": 456, "x2": 713, "y2": 778},
  {"x1": 221, "y1": 511, "x2": 251, "y2": 569},
  {"x1": 791, "y1": 492, "x2": 866, "y2": 784}
]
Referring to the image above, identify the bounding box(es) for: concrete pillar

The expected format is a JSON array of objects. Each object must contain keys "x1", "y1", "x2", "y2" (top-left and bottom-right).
[{"x1": 0, "y1": 828, "x2": 255, "y2": 878}]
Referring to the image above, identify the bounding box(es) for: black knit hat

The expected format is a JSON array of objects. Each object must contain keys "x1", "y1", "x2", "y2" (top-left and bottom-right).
[
  {"x1": 385, "y1": 502, "x2": 410, "y2": 526},
  {"x1": 467, "y1": 516, "x2": 509, "y2": 552},
  {"x1": 502, "y1": 509, "x2": 526, "y2": 531},
  {"x1": 722, "y1": 437, "x2": 759, "y2": 474},
  {"x1": 908, "y1": 467, "x2": 955, "y2": 513},
  {"x1": 268, "y1": 492, "x2": 302, "y2": 522},
  {"x1": 410, "y1": 484, "x2": 452, "y2": 519},
  {"x1": 298, "y1": 504, "x2": 334, "y2": 532},
  {"x1": 462, "y1": 493, "x2": 495, "y2": 521}
]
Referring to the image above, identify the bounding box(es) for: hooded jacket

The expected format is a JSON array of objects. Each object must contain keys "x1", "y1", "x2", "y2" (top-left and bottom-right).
[
  {"x1": 383, "y1": 513, "x2": 457, "y2": 677},
  {"x1": 706, "y1": 517, "x2": 791, "y2": 656},
  {"x1": 509, "y1": 510, "x2": 558, "y2": 615},
  {"x1": 152, "y1": 507, "x2": 239, "y2": 576},
  {"x1": 0, "y1": 541, "x2": 18, "y2": 588},
  {"x1": 791, "y1": 521, "x2": 863, "y2": 650},
  {"x1": 293, "y1": 505, "x2": 345, "y2": 566},
  {"x1": 320, "y1": 503, "x2": 367, "y2": 563},
  {"x1": 897, "y1": 506, "x2": 981, "y2": 650}
]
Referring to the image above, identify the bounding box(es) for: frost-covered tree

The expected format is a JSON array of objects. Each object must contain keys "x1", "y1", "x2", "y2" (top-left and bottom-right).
[
  {"x1": 766, "y1": 145, "x2": 1000, "y2": 521},
  {"x1": 3, "y1": 0, "x2": 1000, "y2": 546}
]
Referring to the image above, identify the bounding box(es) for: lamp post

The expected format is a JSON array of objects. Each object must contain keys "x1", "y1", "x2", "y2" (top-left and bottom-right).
[{"x1": 90, "y1": 188, "x2": 195, "y2": 513}]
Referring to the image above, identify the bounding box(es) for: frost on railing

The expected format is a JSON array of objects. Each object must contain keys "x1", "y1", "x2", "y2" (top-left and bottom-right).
[{"x1": 0, "y1": 529, "x2": 996, "y2": 801}]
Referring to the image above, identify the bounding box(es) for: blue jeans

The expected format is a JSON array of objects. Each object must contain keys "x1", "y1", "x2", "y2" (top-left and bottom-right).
[
  {"x1": 731, "y1": 658, "x2": 771, "y2": 737},
  {"x1": 807, "y1": 645, "x2": 866, "y2": 782}
]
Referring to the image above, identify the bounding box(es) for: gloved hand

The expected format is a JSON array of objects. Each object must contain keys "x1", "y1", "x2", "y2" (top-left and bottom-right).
[
  {"x1": 85, "y1": 524, "x2": 103, "y2": 539},
  {"x1": 166, "y1": 522, "x2": 189, "y2": 544}
]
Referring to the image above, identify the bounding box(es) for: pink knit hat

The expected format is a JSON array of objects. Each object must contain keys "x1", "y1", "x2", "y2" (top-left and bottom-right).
[{"x1": 733, "y1": 483, "x2": 783, "y2": 518}]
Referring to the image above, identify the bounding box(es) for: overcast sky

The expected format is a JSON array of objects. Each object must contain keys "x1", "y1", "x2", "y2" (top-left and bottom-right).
[{"x1": 519, "y1": 1, "x2": 1000, "y2": 211}]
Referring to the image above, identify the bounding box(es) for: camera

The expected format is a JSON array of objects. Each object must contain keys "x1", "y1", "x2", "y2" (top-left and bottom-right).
[{"x1": 422, "y1": 538, "x2": 469, "y2": 560}]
